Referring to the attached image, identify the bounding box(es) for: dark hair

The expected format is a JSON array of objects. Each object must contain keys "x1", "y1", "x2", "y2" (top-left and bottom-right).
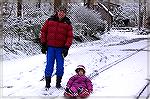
[
  {"x1": 57, "y1": 5, "x2": 67, "y2": 13},
  {"x1": 75, "y1": 68, "x2": 85, "y2": 74}
]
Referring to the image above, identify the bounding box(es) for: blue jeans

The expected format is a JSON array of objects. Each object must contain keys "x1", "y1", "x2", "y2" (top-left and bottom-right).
[{"x1": 45, "y1": 47, "x2": 64, "y2": 77}]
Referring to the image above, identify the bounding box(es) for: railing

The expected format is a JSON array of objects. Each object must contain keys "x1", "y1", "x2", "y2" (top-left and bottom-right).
[{"x1": 136, "y1": 78, "x2": 150, "y2": 99}]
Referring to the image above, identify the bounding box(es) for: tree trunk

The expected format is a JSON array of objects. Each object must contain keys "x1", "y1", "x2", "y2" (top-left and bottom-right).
[
  {"x1": 36, "y1": 0, "x2": 41, "y2": 8},
  {"x1": 87, "y1": 0, "x2": 95, "y2": 8},
  {"x1": 63, "y1": 0, "x2": 68, "y2": 7},
  {"x1": 108, "y1": 0, "x2": 110, "y2": 10},
  {"x1": 87, "y1": 0, "x2": 91, "y2": 8},
  {"x1": 54, "y1": 0, "x2": 61, "y2": 13},
  {"x1": 138, "y1": 0, "x2": 142, "y2": 30},
  {"x1": 91, "y1": 0, "x2": 95, "y2": 5},
  {"x1": 143, "y1": 0, "x2": 147, "y2": 28},
  {"x1": 17, "y1": 0, "x2": 22, "y2": 17},
  {"x1": 107, "y1": 0, "x2": 111, "y2": 31},
  {"x1": 84, "y1": 0, "x2": 86, "y2": 6}
]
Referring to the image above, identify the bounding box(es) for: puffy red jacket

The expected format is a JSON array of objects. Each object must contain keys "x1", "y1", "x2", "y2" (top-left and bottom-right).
[{"x1": 40, "y1": 15, "x2": 73, "y2": 48}]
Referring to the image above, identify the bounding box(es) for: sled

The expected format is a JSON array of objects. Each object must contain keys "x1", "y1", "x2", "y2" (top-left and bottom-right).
[{"x1": 64, "y1": 88, "x2": 90, "y2": 98}]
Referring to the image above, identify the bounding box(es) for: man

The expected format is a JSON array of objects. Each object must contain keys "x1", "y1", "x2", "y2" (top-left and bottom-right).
[{"x1": 40, "y1": 5, "x2": 73, "y2": 90}]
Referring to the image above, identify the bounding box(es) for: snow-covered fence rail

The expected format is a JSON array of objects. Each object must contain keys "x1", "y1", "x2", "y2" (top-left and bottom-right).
[{"x1": 136, "y1": 78, "x2": 150, "y2": 99}]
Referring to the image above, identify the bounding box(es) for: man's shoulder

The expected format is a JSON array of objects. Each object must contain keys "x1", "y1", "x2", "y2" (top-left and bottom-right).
[
  {"x1": 47, "y1": 15, "x2": 72, "y2": 25},
  {"x1": 64, "y1": 17, "x2": 72, "y2": 25},
  {"x1": 48, "y1": 15, "x2": 56, "y2": 21}
]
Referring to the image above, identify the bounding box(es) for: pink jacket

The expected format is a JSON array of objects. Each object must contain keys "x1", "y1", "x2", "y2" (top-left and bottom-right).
[{"x1": 66, "y1": 74, "x2": 93, "y2": 92}]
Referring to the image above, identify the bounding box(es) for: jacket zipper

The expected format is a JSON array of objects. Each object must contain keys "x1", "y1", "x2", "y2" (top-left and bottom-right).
[{"x1": 55, "y1": 22, "x2": 59, "y2": 45}]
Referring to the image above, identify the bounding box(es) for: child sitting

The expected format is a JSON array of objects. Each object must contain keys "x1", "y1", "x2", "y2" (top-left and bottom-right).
[{"x1": 64, "y1": 65, "x2": 93, "y2": 98}]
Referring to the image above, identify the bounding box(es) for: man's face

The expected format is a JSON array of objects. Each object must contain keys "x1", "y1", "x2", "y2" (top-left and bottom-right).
[{"x1": 57, "y1": 10, "x2": 66, "y2": 19}]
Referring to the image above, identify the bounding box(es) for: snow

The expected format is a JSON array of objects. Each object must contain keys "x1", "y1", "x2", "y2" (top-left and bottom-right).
[
  {"x1": 2, "y1": 31, "x2": 149, "y2": 99},
  {"x1": 2, "y1": 2, "x2": 150, "y2": 99},
  {"x1": 1, "y1": 30, "x2": 150, "y2": 99}
]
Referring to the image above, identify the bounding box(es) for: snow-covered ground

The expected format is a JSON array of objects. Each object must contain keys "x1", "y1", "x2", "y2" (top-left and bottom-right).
[{"x1": 1, "y1": 30, "x2": 150, "y2": 99}]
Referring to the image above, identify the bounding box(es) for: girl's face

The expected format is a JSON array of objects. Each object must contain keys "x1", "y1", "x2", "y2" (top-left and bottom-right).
[{"x1": 78, "y1": 69, "x2": 84, "y2": 75}]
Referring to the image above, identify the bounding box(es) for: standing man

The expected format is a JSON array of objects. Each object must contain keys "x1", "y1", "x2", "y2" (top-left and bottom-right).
[{"x1": 40, "y1": 5, "x2": 73, "y2": 90}]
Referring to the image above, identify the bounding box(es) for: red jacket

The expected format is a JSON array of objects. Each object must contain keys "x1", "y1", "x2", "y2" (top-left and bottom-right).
[{"x1": 40, "y1": 15, "x2": 73, "y2": 48}]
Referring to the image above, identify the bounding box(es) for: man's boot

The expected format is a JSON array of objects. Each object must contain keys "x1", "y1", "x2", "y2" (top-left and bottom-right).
[
  {"x1": 56, "y1": 76, "x2": 62, "y2": 88},
  {"x1": 45, "y1": 77, "x2": 51, "y2": 90}
]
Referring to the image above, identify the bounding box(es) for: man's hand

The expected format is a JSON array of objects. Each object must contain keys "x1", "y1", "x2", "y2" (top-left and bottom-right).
[
  {"x1": 41, "y1": 44, "x2": 47, "y2": 54},
  {"x1": 62, "y1": 46, "x2": 69, "y2": 57}
]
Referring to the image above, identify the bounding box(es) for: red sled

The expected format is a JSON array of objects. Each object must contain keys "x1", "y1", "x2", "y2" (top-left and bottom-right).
[{"x1": 64, "y1": 88, "x2": 90, "y2": 98}]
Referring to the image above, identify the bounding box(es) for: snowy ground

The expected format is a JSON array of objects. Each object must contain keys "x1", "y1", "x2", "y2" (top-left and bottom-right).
[{"x1": 1, "y1": 30, "x2": 150, "y2": 99}]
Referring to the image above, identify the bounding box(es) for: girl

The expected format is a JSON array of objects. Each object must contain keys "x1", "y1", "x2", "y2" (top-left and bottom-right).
[{"x1": 64, "y1": 65, "x2": 93, "y2": 98}]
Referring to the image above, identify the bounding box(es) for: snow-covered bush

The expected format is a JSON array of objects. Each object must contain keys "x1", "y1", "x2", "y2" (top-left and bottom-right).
[
  {"x1": 68, "y1": 5, "x2": 106, "y2": 42},
  {"x1": 3, "y1": 2, "x2": 52, "y2": 60},
  {"x1": 3, "y1": 2, "x2": 52, "y2": 41},
  {"x1": 113, "y1": 3, "x2": 139, "y2": 27},
  {"x1": 3, "y1": 2, "x2": 107, "y2": 60}
]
